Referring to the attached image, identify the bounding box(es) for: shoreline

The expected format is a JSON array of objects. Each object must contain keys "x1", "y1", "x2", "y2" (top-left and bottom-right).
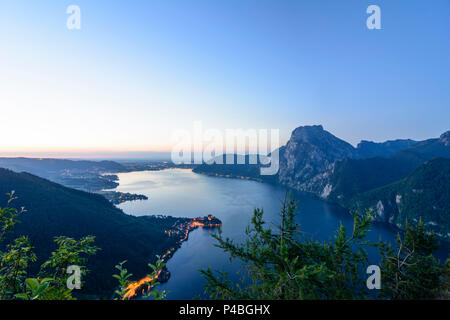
[
  {"x1": 192, "y1": 170, "x2": 450, "y2": 245},
  {"x1": 123, "y1": 215, "x2": 222, "y2": 299}
]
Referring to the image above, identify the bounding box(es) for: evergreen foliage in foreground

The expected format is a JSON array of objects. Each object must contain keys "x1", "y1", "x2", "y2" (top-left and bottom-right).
[
  {"x1": 0, "y1": 192, "x2": 99, "y2": 300},
  {"x1": 0, "y1": 192, "x2": 166, "y2": 300},
  {"x1": 202, "y1": 195, "x2": 449, "y2": 300},
  {"x1": 378, "y1": 220, "x2": 447, "y2": 299}
]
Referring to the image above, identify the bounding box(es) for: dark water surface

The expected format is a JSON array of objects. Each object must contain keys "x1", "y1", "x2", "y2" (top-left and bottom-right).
[{"x1": 114, "y1": 169, "x2": 448, "y2": 299}]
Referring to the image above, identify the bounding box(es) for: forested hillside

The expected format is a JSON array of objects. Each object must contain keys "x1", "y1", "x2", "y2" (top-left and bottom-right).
[
  {"x1": 350, "y1": 158, "x2": 450, "y2": 240},
  {"x1": 0, "y1": 168, "x2": 180, "y2": 298}
]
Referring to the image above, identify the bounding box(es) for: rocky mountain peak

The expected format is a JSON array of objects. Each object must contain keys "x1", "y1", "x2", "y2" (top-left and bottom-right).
[
  {"x1": 439, "y1": 131, "x2": 450, "y2": 146},
  {"x1": 290, "y1": 125, "x2": 327, "y2": 144},
  {"x1": 287, "y1": 125, "x2": 355, "y2": 157},
  {"x1": 278, "y1": 125, "x2": 356, "y2": 192}
]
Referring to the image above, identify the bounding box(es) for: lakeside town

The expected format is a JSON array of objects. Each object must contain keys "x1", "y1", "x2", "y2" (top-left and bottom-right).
[
  {"x1": 124, "y1": 215, "x2": 222, "y2": 299},
  {"x1": 96, "y1": 191, "x2": 149, "y2": 204}
]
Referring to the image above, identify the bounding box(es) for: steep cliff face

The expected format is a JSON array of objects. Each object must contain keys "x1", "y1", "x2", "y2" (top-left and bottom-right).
[
  {"x1": 277, "y1": 126, "x2": 450, "y2": 206},
  {"x1": 277, "y1": 125, "x2": 356, "y2": 193}
]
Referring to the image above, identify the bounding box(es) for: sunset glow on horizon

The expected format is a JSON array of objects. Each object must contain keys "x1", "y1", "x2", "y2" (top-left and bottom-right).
[{"x1": 1, "y1": 1, "x2": 449, "y2": 159}]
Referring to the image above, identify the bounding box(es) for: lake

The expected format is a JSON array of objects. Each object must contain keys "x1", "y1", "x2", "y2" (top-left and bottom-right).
[{"x1": 113, "y1": 169, "x2": 448, "y2": 299}]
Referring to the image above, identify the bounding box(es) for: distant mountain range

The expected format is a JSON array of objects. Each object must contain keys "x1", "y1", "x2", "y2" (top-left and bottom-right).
[
  {"x1": 0, "y1": 157, "x2": 126, "y2": 175},
  {"x1": 194, "y1": 126, "x2": 450, "y2": 239},
  {"x1": 355, "y1": 139, "x2": 419, "y2": 159},
  {"x1": 0, "y1": 158, "x2": 127, "y2": 192}
]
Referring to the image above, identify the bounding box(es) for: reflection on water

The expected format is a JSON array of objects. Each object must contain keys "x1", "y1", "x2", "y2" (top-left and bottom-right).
[{"x1": 114, "y1": 169, "x2": 448, "y2": 299}]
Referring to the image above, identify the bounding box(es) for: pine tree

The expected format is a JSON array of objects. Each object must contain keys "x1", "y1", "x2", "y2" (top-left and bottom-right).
[
  {"x1": 378, "y1": 219, "x2": 446, "y2": 299},
  {"x1": 202, "y1": 194, "x2": 374, "y2": 299},
  {"x1": 202, "y1": 195, "x2": 448, "y2": 300}
]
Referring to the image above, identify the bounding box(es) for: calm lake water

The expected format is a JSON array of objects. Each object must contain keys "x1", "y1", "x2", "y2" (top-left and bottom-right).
[{"x1": 113, "y1": 169, "x2": 449, "y2": 299}]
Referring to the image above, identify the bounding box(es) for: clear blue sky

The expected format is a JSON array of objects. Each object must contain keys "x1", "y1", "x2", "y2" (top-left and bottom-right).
[{"x1": 0, "y1": 0, "x2": 449, "y2": 156}]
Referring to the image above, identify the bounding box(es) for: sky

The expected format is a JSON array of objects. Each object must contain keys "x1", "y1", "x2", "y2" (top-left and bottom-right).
[{"x1": 0, "y1": 0, "x2": 449, "y2": 158}]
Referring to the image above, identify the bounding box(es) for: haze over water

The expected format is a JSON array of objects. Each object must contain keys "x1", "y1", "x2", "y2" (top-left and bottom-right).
[{"x1": 113, "y1": 169, "x2": 448, "y2": 299}]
